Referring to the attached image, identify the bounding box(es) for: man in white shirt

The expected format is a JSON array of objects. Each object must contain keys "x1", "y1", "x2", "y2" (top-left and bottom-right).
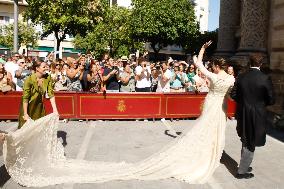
[
  {"x1": 4, "y1": 53, "x2": 20, "y2": 89},
  {"x1": 135, "y1": 60, "x2": 151, "y2": 92},
  {"x1": 156, "y1": 61, "x2": 171, "y2": 92},
  {"x1": 15, "y1": 59, "x2": 31, "y2": 91}
]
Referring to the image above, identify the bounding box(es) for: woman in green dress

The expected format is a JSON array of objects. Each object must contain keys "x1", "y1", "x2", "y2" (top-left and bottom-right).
[
  {"x1": 186, "y1": 64, "x2": 196, "y2": 92},
  {"x1": 18, "y1": 61, "x2": 58, "y2": 128}
]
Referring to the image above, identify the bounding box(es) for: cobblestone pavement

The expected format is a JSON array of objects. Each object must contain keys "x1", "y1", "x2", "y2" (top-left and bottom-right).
[{"x1": 0, "y1": 119, "x2": 283, "y2": 189}]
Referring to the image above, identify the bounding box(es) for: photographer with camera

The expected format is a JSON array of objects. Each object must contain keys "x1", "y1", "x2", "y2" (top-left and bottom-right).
[
  {"x1": 103, "y1": 58, "x2": 120, "y2": 92},
  {"x1": 87, "y1": 61, "x2": 103, "y2": 93},
  {"x1": 77, "y1": 54, "x2": 91, "y2": 91},
  {"x1": 150, "y1": 63, "x2": 160, "y2": 92},
  {"x1": 65, "y1": 57, "x2": 84, "y2": 91},
  {"x1": 134, "y1": 59, "x2": 151, "y2": 92},
  {"x1": 170, "y1": 62, "x2": 188, "y2": 92},
  {"x1": 120, "y1": 62, "x2": 135, "y2": 92},
  {"x1": 156, "y1": 61, "x2": 171, "y2": 92}
]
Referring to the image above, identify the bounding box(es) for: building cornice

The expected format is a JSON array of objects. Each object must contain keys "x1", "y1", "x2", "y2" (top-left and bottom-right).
[{"x1": 0, "y1": 0, "x2": 28, "y2": 6}]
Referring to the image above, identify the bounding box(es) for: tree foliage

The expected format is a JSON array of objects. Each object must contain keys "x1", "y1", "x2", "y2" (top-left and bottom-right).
[
  {"x1": 74, "y1": 0, "x2": 198, "y2": 58},
  {"x1": 184, "y1": 30, "x2": 218, "y2": 58},
  {"x1": 0, "y1": 22, "x2": 39, "y2": 50},
  {"x1": 73, "y1": 5, "x2": 144, "y2": 58},
  {"x1": 25, "y1": 0, "x2": 104, "y2": 52},
  {"x1": 24, "y1": 0, "x2": 205, "y2": 59},
  {"x1": 130, "y1": 0, "x2": 198, "y2": 54}
]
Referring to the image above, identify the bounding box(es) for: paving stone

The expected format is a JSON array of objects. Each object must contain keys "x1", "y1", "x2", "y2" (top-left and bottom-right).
[{"x1": 0, "y1": 119, "x2": 283, "y2": 189}]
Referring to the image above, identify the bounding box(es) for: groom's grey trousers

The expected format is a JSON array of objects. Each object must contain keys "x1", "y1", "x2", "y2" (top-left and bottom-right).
[{"x1": 238, "y1": 145, "x2": 254, "y2": 174}]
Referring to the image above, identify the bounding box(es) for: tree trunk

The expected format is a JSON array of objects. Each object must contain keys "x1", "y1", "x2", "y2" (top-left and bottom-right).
[
  {"x1": 56, "y1": 38, "x2": 61, "y2": 59},
  {"x1": 109, "y1": 44, "x2": 113, "y2": 57},
  {"x1": 151, "y1": 43, "x2": 160, "y2": 62},
  {"x1": 54, "y1": 31, "x2": 66, "y2": 60}
]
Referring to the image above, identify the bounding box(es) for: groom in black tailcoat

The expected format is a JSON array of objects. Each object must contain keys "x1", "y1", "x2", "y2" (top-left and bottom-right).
[{"x1": 231, "y1": 53, "x2": 275, "y2": 179}]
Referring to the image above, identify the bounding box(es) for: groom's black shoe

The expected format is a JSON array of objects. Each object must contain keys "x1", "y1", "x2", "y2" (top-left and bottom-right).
[
  {"x1": 247, "y1": 167, "x2": 253, "y2": 173},
  {"x1": 236, "y1": 173, "x2": 254, "y2": 179},
  {"x1": 176, "y1": 131, "x2": 182, "y2": 135}
]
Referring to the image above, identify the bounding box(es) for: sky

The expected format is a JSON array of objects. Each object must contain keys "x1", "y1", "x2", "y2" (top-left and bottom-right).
[
  {"x1": 208, "y1": 0, "x2": 220, "y2": 31},
  {"x1": 117, "y1": 0, "x2": 132, "y2": 7},
  {"x1": 116, "y1": 0, "x2": 220, "y2": 31}
]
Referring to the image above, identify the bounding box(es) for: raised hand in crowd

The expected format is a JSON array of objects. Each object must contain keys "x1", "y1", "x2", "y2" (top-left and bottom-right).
[
  {"x1": 110, "y1": 69, "x2": 118, "y2": 75},
  {"x1": 0, "y1": 133, "x2": 6, "y2": 142}
]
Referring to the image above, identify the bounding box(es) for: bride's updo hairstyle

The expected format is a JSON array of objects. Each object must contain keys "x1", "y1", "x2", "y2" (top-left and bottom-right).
[{"x1": 211, "y1": 57, "x2": 227, "y2": 70}]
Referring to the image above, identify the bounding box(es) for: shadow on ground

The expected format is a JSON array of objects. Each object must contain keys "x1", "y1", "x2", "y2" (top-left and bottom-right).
[
  {"x1": 220, "y1": 151, "x2": 238, "y2": 177},
  {"x1": 0, "y1": 165, "x2": 10, "y2": 187},
  {"x1": 266, "y1": 111, "x2": 284, "y2": 143},
  {"x1": 57, "y1": 130, "x2": 67, "y2": 147}
]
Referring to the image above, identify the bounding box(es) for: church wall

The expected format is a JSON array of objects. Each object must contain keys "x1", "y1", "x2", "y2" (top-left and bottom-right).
[
  {"x1": 269, "y1": 0, "x2": 284, "y2": 71},
  {"x1": 268, "y1": 0, "x2": 284, "y2": 114}
]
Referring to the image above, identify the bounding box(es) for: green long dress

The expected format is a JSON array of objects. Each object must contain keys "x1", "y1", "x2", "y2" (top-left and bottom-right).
[{"x1": 18, "y1": 73, "x2": 54, "y2": 129}]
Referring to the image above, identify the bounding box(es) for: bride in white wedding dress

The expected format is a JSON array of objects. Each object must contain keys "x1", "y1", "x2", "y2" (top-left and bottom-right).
[{"x1": 2, "y1": 41, "x2": 235, "y2": 187}]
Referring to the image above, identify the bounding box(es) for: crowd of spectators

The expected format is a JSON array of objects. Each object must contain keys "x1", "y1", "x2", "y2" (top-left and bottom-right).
[{"x1": 0, "y1": 52, "x2": 236, "y2": 94}]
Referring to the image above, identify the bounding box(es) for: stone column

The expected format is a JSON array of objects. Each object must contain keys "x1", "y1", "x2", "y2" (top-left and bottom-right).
[
  {"x1": 239, "y1": 0, "x2": 269, "y2": 52},
  {"x1": 215, "y1": 0, "x2": 240, "y2": 57},
  {"x1": 13, "y1": 0, "x2": 19, "y2": 53},
  {"x1": 233, "y1": 0, "x2": 269, "y2": 65}
]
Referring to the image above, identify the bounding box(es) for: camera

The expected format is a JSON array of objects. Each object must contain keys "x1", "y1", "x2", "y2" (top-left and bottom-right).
[
  {"x1": 155, "y1": 64, "x2": 161, "y2": 70},
  {"x1": 80, "y1": 64, "x2": 85, "y2": 69},
  {"x1": 112, "y1": 66, "x2": 119, "y2": 71}
]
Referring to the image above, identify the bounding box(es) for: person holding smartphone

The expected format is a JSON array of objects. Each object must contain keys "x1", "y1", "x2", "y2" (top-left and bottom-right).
[
  {"x1": 156, "y1": 61, "x2": 172, "y2": 92},
  {"x1": 103, "y1": 58, "x2": 120, "y2": 92},
  {"x1": 134, "y1": 59, "x2": 151, "y2": 92}
]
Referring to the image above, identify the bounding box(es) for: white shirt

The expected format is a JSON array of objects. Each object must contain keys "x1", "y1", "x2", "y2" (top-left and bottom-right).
[
  {"x1": 4, "y1": 61, "x2": 19, "y2": 85},
  {"x1": 250, "y1": 67, "x2": 260, "y2": 70},
  {"x1": 135, "y1": 66, "x2": 151, "y2": 88},
  {"x1": 156, "y1": 69, "x2": 171, "y2": 92}
]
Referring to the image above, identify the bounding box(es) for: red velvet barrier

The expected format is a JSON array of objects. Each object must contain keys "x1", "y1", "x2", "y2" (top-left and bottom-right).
[{"x1": 0, "y1": 91, "x2": 236, "y2": 120}]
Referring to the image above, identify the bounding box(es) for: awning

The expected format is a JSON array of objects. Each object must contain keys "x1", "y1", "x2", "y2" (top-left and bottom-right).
[
  {"x1": 29, "y1": 46, "x2": 83, "y2": 54},
  {"x1": 0, "y1": 45, "x2": 9, "y2": 50}
]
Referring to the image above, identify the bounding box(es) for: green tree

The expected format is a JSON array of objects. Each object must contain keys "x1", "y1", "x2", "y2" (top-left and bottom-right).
[
  {"x1": 0, "y1": 22, "x2": 39, "y2": 50},
  {"x1": 184, "y1": 30, "x2": 218, "y2": 58},
  {"x1": 73, "y1": 5, "x2": 144, "y2": 58},
  {"x1": 130, "y1": 0, "x2": 198, "y2": 57},
  {"x1": 25, "y1": 0, "x2": 104, "y2": 55}
]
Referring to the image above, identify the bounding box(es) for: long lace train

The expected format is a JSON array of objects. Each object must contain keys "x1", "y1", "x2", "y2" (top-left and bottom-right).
[
  {"x1": 3, "y1": 94, "x2": 227, "y2": 187},
  {"x1": 3, "y1": 61, "x2": 235, "y2": 187}
]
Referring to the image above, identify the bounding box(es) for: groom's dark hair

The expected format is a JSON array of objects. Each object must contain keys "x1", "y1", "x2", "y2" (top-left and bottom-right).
[{"x1": 249, "y1": 53, "x2": 264, "y2": 67}]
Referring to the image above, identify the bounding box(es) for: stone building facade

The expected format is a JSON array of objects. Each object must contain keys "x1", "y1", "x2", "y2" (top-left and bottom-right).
[{"x1": 216, "y1": 0, "x2": 284, "y2": 114}]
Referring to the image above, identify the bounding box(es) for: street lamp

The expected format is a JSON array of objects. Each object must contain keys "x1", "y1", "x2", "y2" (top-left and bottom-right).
[{"x1": 13, "y1": 0, "x2": 19, "y2": 53}]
